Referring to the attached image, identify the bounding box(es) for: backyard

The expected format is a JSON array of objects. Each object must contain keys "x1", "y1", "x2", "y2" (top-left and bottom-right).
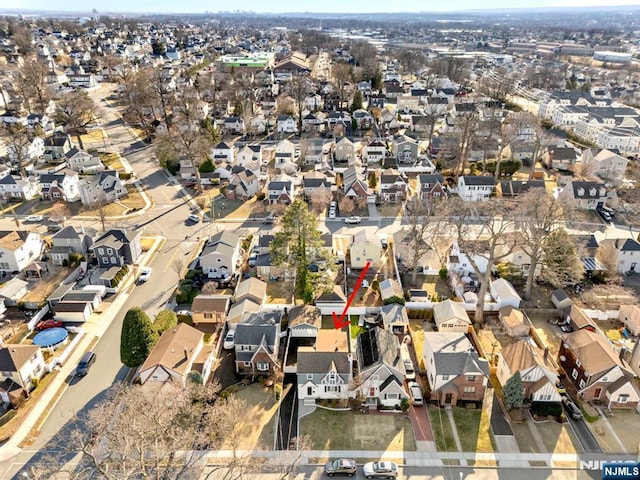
[
  {"x1": 223, "y1": 384, "x2": 279, "y2": 450},
  {"x1": 22, "y1": 266, "x2": 73, "y2": 303},
  {"x1": 300, "y1": 409, "x2": 416, "y2": 451}
]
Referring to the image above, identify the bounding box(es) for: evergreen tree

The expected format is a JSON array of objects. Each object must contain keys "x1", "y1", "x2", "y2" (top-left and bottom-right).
[
  {"x1": 504, "y1": 371, "x2": 524, "y2": 410},
  {"x1": 120, "y1": 307, "x2": 159, "y2": 368},
  {"x1": 154, "y1": 309, "x2": 178, "y2": 334}
]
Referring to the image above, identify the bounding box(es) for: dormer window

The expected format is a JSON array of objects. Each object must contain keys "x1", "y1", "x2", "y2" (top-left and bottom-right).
[
  {"x1": 577, "y1": 188, "x2": 585, "y2": 196},
  {"x1": 589, "y1": 188, "x2": 596, "y2": 196}
]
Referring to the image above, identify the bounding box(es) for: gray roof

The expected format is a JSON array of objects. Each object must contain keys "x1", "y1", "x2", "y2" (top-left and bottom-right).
[
  {"x1": 356, "y1": 327, "x2": 403, "y2": 372},
  {"x1": 426, "y1": 333, "x2": 489, "y2": 376},
  {"x1": 52, "y1": 226, "x2": 80, "y2": 240},
  {"x1": 234, "y1": 323, "x2": 277, "y2": 349},
  {"x1": 297, "y1": 351, "x2": 351, "y2": 374},
  {"x1": 462, "y1": 175, "x2": 495, "y2": 186}
]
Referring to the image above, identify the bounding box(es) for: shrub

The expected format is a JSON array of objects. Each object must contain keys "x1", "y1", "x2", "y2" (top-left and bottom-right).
[
  {"x1": 256, "y1": 192, "x2": 266, "y2": 201},
  {"x1": 400, "y1": 398, "x2": 410, "y2": 412},
  {"x1": 370, "y1": 279, "x2": 380, "y2": 292},
  {"x1": 62, "y1": 259, "x2": 69, "y2": 267},
  {"x1": 438, "y1": 267, "x2": 448, "y2": 280},
  {"x1": 383, "y1": 295, "x2": 405, "y2": 305},
  {"x1": 531, "y1": 401, "x2": 562, "y2": 417}
]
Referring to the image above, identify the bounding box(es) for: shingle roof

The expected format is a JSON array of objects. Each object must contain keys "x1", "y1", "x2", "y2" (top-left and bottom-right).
[
  {"x1": 297, "y1": 351, "x2": 351, "y2": 374},
  {"x1": 0, "y1": 345, "x2": 40, "y2": 371}
]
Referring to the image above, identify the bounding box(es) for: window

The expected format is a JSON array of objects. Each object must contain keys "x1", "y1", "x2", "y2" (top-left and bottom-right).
[
  {"x1": 467, "y1": 375, "x2": 476, "y2": 382},
  {"x1": 572, "y1": 368, "x2": 578, "y2": 380},
  {"x1": 325, "y1": 385, "x2": 340, "y2": 393},
  {"x1": 576, "y1": 359, "x2": 582, "y2": 368},
  {"x1": 442, "y1": 374, "x2": 449, "y2": 380},
  {"x1": 110, "y1": 257, "x2": 116, "y2": 264},
  {"x1": 463, "y1": 386, "x2": 476, "y2": 393},
  {"x1": 107, "y1": 248, "x2": 113, "y2": 255},
  {"x1": 102, "y1": 257, "x2": 108, "y2": 264},
  {"x1": 306, "y1": 374, "x2": 313, "y2": 380},
  {"x1": 256, "y1": 362, "x2": 269, "y2": 372},
  {"x1": 617, "y1": 394, "x2": 629, "y2": 403},
  {"x1": 204, "y1": 313, "x2": 213, "y2": 319},
  {"x1": 385, "y1": 393, "x2": 399, "y2": 400},
  {"x1": 307, "y1": 386, "x2": 313, "y2": 396},
  {"x1": 241, "y1": 345, "x2": 252, "y2": 351},
  {"x1": 98, "y1": 248, "x2": 104, "y2": 255},
  {"x1": 243, "y1": 361, "x2": 251, "y2": 367},
  {"x1": 579, "y1": 379, "x2": 586, "y2": 389}
]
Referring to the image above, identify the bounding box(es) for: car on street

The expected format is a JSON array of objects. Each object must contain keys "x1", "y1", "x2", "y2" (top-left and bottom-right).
[
  {"x1": 24, "y1": 215, "x2": 44, "y2": 222},
  {"x1": 138, "y1": 267, "x2": 152, "y2": 283},
  {"x1": 76, "y1": 351, "x2": 97, "y2": 377},
  {"x1": 407, "y1": 381, "x2": 424, "y2": 406},
  {"x1": 362, "y1": 461, "x2": 399, "y2": 478},
  {"x1": 223, "y1": 330, "x2": 236, "y2": 350},
  {"x1": 187, "y1": 213, "x2": 201, "y2": 223},
  {"x1": 562, "y1": 397, "x2": 583, "y2": 420},
  {"x1": 47, "y1": 216, "x2": 66, "y2": 224},
  {"x1": 324, "y1": 458, "x2": 357, "y2": 477},
  {"x1": 36, "y1": 319, "x2": 63, "y2": 331},
  {"x1": 262, "y1": 214, "x2": 276, "y2": 224},
  {"x1": 176, "y1": 310, "x2": 192, "y2": 317},
  {"x1": 344, "y1": 216, "x2": 362, "y2": 224}
]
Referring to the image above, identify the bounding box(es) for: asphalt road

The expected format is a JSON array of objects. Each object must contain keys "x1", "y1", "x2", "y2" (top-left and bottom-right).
[{"x1": 299, "y1": 464, "x2": 601, "y2": 480}]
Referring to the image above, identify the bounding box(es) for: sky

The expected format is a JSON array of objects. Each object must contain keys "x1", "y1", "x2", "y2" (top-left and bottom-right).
[{"x1": 3, "y1": 0, "x2": 640, "y2": 13}]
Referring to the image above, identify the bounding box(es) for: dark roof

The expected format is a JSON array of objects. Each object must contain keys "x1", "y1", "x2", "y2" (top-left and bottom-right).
[
  {"x1": 616, "y1": 238, "x2": 640, "y2": 251},
  {"x1": 52, "y1": 226, "x2": 80, "y2": 240},
  {"x1": 55, "y1": 301, "x2": 90, "y2": 312},
  {"x1": 95, "y1": 229, "x2": 138, "y2": 248},
  {"x1": 234, "y1": 323, "x2": 277, "y2": 348},
  {"x1": 552, "y1": 289, "x2": 569, "y2": 302},
  {"x1": 0, "y1": 345, "x2": 40, "y2": 371},
  {"x1": 500, "y1": 180, "x2": 546, "y2": 196},
  {"x1": 462, "y1": 175, "x2": 495, "y2": 186},
  {"x1": 297, "y1": 351, "x2": 351, "y2": 374}
]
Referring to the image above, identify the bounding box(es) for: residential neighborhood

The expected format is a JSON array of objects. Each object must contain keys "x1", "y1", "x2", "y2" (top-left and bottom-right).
[{"x1": 1, "y1": 5, "x2": 640, "y2": 480}]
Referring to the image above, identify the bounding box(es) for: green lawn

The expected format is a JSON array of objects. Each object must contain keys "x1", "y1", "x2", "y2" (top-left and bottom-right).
[
  {"x1": 300, "y1": 409, "x2": 416, "y2": 451},
  {"x1": 452, "y1": 406, "x2": 493, "y2": 453},
  {"x1": 427, "y1": 405, "x2": 456, "y2": 452},
  {"x1": 350, "y1": 315, "x2": 364, "y2": 338}
]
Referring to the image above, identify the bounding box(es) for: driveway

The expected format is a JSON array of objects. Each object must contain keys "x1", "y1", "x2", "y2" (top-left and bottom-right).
[{"x1": 566, "y1": 412, "x2": 602, "y2": 453}]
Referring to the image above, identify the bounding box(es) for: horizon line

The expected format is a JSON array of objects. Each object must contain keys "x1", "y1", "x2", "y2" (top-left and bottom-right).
[{"x1": 3, "y1": 3, "x2": 640, "y2": 16}]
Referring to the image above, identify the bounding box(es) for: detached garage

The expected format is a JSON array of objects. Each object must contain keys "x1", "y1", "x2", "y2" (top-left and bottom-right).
[{"x1": 54, "y1": 301, "x2": 92, "y2": 323}]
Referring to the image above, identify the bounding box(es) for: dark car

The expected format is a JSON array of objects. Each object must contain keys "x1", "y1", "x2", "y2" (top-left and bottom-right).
[
  {"x1": 35, "y1": 319, "x2": 63, "y2": 331},
  {"x1": 76, "y1": 351, "x2": 97, "y2": 377},
  {"x1": 324, "y1": 458, "x2": 357, "y2": 477},
  {"x1": 562, "y1": 397, "x2": 583, "y2": 420}
]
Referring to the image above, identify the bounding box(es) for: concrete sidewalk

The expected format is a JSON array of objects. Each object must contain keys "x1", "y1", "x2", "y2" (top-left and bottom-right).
[{"x1": 0, "y1": 236, "x2": 164, "y2": 463}]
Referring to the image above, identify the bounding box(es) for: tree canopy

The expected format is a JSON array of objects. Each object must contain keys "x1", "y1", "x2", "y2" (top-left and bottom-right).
[
  {"x1": 504, "y1": 371, "x2": 524, "y2": 410},
  {"x1": 270, "y1": 200, "x2": 334, "y2": 303},
  {"x1": 154, "y1": 309, "x2": 178, "y2": 334},
  {"x1": 120, "y1": 307, "x2": 158, "y2": 367}
]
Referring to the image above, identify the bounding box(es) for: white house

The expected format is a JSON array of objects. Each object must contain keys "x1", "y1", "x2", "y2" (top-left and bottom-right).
[
  {"x1": 211, "y1": 142, "x2": 235, "y2": 164},
  {"x1": 490, "y1": 278, "x2": 522, "y2": 309},
  {"x1": 78, "y1": 170, "x2": 126, "y2": 206},
  {"x1": 277, "y1": 115, "x2": 297, "y2": 134},
  {"x1": 0, "y1": 175, "x2": 40, "y2": 201},
  {"x1": 0, "y1": 231, "x2": 44, "y2": 273},
  {"x1": 457, "y1": 176, "x2": 495, "y2": 201},
  {"x1": 199, "y1": 231, "x2": 241, "y2": 280},
  {"x1": 433, "y1": 300, "x2": 471, "y2": 332},
  {"x1": 0, "y1": 345, "x2": 46, "y2": 399},
  {"x1": 65, "y1": 148, "x2": 104, "y2": 173},
  {"x1": 497, "y1": 339, "x2": 562, "y2": 403}
]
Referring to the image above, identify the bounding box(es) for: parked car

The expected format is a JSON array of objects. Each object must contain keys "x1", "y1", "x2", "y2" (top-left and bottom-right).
[
  {"x1": 24, "y1": 215, "x2": 44, "y2": 222},
  {"x1": 601, "y1": 210, "x2": 612, "y2": 222},
  {"x1": 187, "y1": 213, "x2": 201, "y2": 223},
  {"x1": 223, "y1": 330, "x2": 236, "y2": 350},
  {"x1": 249, "y1": 253, "x2": 258, "y2": 267},
  {"x1": 262, "y1": 214, "x2": 276, "y2": 224},
  {"x1": 47, "y1": 225, "x2": 63, "y2": 233},
  {"x1": 47, "y1": 216, "x2": 66, "y2": 224},
  {"x1": 76, "y1": 351, "x2": 97, "y2": 377},
  {"x1": 328, "y1": 208, "x2": 337, "y2": 219},
  {"x1": 344, "y1": 216, "x2": 362, "y2": 224},
  {"x1": 407, "y1": 381, "x2": 424, "y2": 406},
  {"x1": 176, "y1": 310, "x2": 192, "y2": 317},
  {"x1": 404, "y1": 359, "x2": 416, "y2": 380},
  {"x1": 562, "y1": 397, "x2": 583, "y2": 420},
  {"x1": 555, "y1": 381, "x2": 567, "y2": 395},
  {"x1": 36, "y1": 319, "x2": 63, "y2": 331},
  {"x1": 138, "y1": 267, "x2": 152, "y2": 283},
  {"x1": 324, "y1": 458, "x2": 357, "y2": 477},
  {"x1": 362, "y1": 461, "x2": 399, "y2": 478}
]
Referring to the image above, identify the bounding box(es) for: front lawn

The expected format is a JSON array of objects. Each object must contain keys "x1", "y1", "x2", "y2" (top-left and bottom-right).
[
  {"x1": 427, "y1": 405, "x2": 456, "y2": 452},
  {"x1": 223, "y1": 384, "x2": 278, "y2": 450},
  {"x1": 300, "y1": 409, "x2": 416, "y2": 451},
  {"x1": 452, "y1": 407, "x2": 493, "y2": 453}
]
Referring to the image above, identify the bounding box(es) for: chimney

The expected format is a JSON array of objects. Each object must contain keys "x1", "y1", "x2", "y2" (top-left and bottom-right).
[{"x1": 184, "y1": 347, "x2": 189, "y2": 361}]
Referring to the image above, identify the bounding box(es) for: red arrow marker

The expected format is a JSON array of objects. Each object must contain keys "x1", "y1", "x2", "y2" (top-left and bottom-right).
[{"x1": 332, "y1": 261, "x2": 371, "y2": 330}]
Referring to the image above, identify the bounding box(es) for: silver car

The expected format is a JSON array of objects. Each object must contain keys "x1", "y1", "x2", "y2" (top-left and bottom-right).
[{"x1": 362, "y1": 461, "x2": 399, "y2": 478}]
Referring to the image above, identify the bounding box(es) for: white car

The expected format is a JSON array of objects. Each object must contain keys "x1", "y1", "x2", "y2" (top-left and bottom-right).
[
  {"x1": 187, "y1": 213, "x2": 201, "y2": 223},
  {"x1": 408, "y1": 381, "x2": 424, "y2": 406},
  {"x1": 24, "y1": 215, "x2": 44, "y2": 222},
  {"x1": 138, "y1": 267, "x2": 152, "y2": 283},
  {"x1": 223, "y1": 330, "x2": 236, "y2": 350},
  {"x1": 362, "y1": 461, "x2": 399, "y2": 478},
  {"x1": 328, "y1": 209, "x2": 337, "y2": 219},
  {"x1": 176, "y1": 310, "x2": 192, "y2": 317},
  {"x1": 344, "y1": 216, "x2": 361, "y2": 224}
]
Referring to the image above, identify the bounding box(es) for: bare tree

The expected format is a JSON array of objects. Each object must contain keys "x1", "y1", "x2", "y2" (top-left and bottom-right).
[
  {"x1": 338, "y1": 196, "x2": 355, "y2": 216},
  {"x1": 18, "y1": 57, "x2": 51, "y2": 114},
  {"x1": 172, "y1": 257, "x2": 186, "y2": 281},
  {"x1": 453, "y1": 107, "x2": 481, "y2": 176},
  {"x1": 307, "y1": 188, "x2": 332, "y2": 214},
  {"x1": 0, "y1": 123, "x2": 35, "y2": 177},
  {"x1": 22, "y1": 382, "x2": 257, "y2": 480},
  {"x1": 449, "y1": 198, "x2": 517, "y2": 323},
  {"x1": 331, "y1": 61, "x2": 353, "y2": 112},
  {"x1": 289, "y1": 76, "x2": 313, "y2": 133},
  {"x1": 57, "y1": 89, "x2": 103, "y2": 149},
  {"x1": 514, "y1": 189, "x2": 569, "y2": 300},
  {"x1": 401, "y1": 197, "x2": 444, "y2": 287},
  {"x1": 480, "y1": 67, "x2": 516, "y2": 104}
]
